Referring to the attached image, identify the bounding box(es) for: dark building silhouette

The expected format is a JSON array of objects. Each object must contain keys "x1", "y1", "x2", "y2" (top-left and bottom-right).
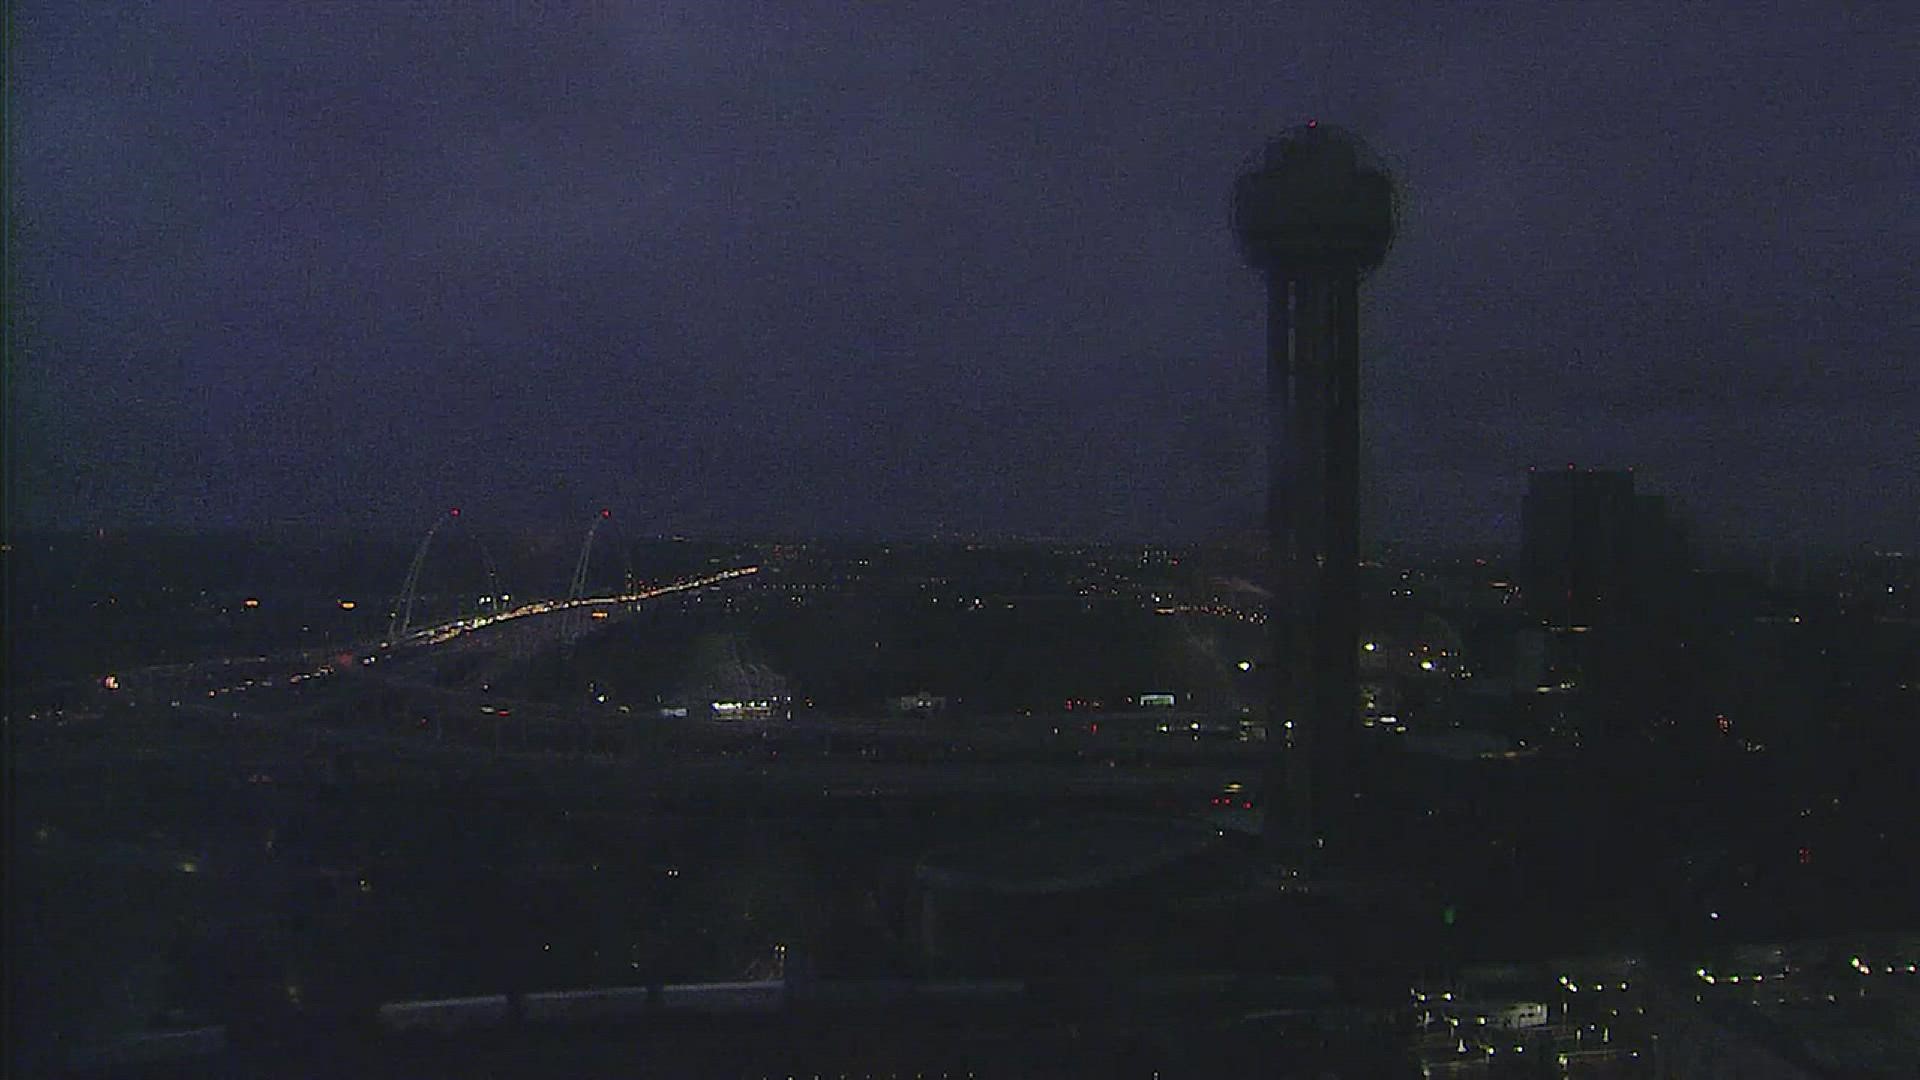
[
  {"x1": 1520, "y1": 465, "x2": 1687, "y2": 628},
  {"x1": 1233, "y1": 123, "x2": 1395, "y2": 854}
]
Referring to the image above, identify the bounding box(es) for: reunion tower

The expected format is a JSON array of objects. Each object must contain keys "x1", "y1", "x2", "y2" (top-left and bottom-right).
[{"x1": 1233, "y1": 121, "x2": 1397, "y2": 857}]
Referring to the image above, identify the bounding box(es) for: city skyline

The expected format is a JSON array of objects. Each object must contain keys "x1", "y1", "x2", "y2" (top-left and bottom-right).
[{"x1": 10, "y1": 3, "x2": 1916, "y2": 550}]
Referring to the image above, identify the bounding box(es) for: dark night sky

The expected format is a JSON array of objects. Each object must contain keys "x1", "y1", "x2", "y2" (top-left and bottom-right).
[{"x1": 10, "y1": 3, "x2": 1916, "y2": 549}]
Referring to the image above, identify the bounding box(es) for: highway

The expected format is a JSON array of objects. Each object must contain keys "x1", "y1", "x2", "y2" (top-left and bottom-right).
[
  {"x1": 388, "y1": 566, "x2": 759, "y2": 647},
  {"x1": 34, "y1": 555, "x2": 1276, "y2": 826},
  {"x1": 78, "y1": 565, "x2": 762, "y2": 709}
]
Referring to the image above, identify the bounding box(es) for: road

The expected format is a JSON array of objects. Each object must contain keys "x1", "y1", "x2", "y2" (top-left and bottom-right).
[{"x1": 73, "y1": 565, "x2": 762, "y2": 709}]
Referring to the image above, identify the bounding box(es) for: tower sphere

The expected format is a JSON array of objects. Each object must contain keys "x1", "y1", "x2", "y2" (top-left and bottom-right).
[{"x1": 1234, "y1": 123, "x2": 1397, "y2": 276}]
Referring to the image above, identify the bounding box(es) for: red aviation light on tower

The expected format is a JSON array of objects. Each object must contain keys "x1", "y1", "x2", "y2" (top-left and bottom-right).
[
  {"x1": 601, "y1": 508, "x2": 612, "y2": 519},
  {"x1": 449, "y1": 507, "x2": 461, "y2": 518},
  {"x1": 1306, "y1": 118, "x2": 1319, "y2": 129}
]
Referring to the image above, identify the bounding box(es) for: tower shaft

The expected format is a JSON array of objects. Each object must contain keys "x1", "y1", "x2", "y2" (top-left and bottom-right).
[{"x1": 1266, "y1": 270, "x2": 1361, "y2": 856}]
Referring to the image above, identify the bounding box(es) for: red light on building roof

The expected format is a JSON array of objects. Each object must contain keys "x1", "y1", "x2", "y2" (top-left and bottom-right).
[
  {"x1": 1306, "y1": 118, "x2": 1318, "y2": 128},
  {"x1": 601, "y1": 508, "x2": 612, "y2": 519},
  {"x1": 449, "y1": 507, "x2": 461, "y2": 517}
]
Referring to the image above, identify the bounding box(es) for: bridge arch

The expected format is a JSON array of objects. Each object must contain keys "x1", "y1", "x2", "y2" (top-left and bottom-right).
[
  {"x1": 558, "y1": 508, "x2": 638, "y2": 659},
  {"x1": 387, "y1": 509, "x2": 505, "y2": 641}
]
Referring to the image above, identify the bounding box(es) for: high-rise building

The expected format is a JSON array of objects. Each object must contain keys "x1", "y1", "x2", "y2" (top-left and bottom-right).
[{"x1": 1521, "y1": 466, "x2": 1686, "y2": 628}]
